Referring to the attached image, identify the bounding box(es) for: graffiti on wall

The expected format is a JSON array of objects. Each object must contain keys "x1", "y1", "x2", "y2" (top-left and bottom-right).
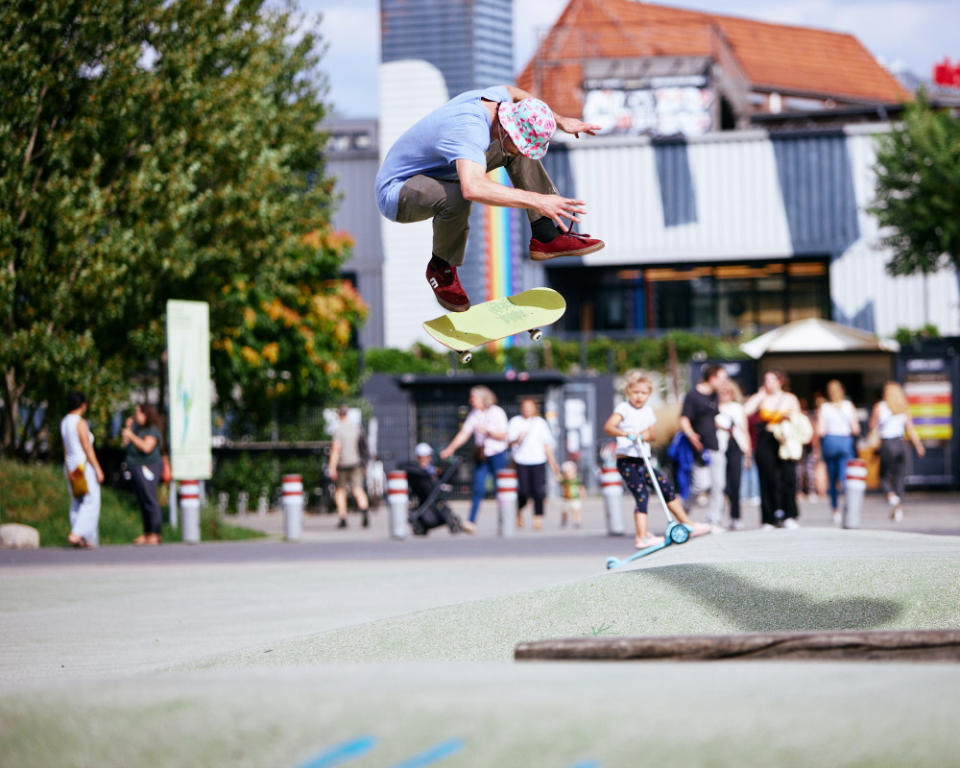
[{"x1": 583, "y1": 86, "x2": 714, "y2": 137}]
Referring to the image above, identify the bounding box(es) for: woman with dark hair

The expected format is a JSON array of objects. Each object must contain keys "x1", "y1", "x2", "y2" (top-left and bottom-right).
[
  {"x1": 61, "y1": 391, "x2": 105, "y2": 547},
  {"x1": 745, "y1": 370, "x2": 802, "y2": 530},
  {"x1": 122, "y1": 403, "x2": 165, "y2": 545}
]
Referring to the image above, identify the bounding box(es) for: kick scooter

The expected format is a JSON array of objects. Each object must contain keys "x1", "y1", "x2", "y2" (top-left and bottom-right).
[{"x1": 605, "y1": 437, "x2": 693, "y2": 570}]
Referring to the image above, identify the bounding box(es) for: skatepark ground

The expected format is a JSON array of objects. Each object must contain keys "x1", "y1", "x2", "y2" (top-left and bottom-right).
[{"x1": 2, "y1": 491, "x2": 959, "y2": 767}]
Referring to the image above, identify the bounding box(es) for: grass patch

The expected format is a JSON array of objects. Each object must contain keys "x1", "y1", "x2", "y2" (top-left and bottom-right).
[{"x1": 0, "y1": 460, "x2": 264, "y2": 547}]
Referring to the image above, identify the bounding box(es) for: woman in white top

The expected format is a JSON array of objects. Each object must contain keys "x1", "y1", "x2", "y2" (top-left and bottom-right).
[
  {"x1": 507, "y1": 398, "x2": 561, "y2": 530},
  {"x1": 439, "y1": 385, "x2": 508, "y2": 532},
  {"x1": 869, "y1": 381, "x2": 925, "y2": 521},
  {"x1": 717, "y1": 380, "x2": 752, "y2": 530},
  {"x1": 60, "y1": 391, "x2": 105, "y2": 548},
  {"x1": 817, "y1": 379, "x2": 861, "y2": 523}
]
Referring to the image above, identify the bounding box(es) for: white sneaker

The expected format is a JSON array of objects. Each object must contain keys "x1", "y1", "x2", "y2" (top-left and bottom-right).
[
  {"x1": 783, "y1": 518, "x2": 800, "y2": 530},
  {"x1": 832, "y1": 511, "x2": 842, "y2": 527},
  {"x1": 729, "y1": 519, "x2": 743, "y2": 531},
  {"x1": 760, "y1": 523, "x2": 776, "y2": 531},
  {"x1": 888, "y1": 494, "x2": 901, "y2": 508},
  {"x1": 461, "y1": 520, "x2": 476, "y2": 534},
  {"x1": 891, "y1": 506, "x2": 903, "y2": 522}
]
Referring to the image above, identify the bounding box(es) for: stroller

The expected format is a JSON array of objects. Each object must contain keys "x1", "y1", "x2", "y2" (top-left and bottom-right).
[{"x1": 401, "y1": 457, "x2": 464, "y2": 536}]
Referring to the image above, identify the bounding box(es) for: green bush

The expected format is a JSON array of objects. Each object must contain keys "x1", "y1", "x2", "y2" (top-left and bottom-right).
[
  {"x1": 0, "y1": 460, "x2": 264, "y2": 546},
  {"x1": 363, "y1": 332, "x2": 745, "y2": 376},
  {"x1": 211, "y1": 451, "x2": 330, "y2": 511}
]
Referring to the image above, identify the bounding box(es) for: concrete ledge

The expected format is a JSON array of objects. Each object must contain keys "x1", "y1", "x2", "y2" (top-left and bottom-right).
[{"x1": 515, "y1": 630, "x2": 960, "y2": 662}]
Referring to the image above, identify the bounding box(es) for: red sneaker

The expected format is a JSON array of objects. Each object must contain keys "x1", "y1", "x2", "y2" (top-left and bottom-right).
[
  {"x1": 426, "y1": 257, "x2": 471, "y2": 312},
  {"x1": 529, "y1": 231, "x2": 605, "y2": 261}
]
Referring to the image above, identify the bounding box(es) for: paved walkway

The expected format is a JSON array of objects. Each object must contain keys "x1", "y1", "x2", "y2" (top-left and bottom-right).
[{"x1": 2, "y1": 491, "x2": 958, "y2": 767}]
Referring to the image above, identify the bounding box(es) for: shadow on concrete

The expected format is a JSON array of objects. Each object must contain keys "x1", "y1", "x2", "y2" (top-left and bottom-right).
[{"x1": 631, "y1": 564, "x2": 903, "y2": 632}]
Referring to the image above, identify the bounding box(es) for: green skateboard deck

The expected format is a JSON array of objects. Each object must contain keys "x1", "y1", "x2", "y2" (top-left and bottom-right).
[{"x1": 423, "y1": 288, "x2": 566, "y2": 362}]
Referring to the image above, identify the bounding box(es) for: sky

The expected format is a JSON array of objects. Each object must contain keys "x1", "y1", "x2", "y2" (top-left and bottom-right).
[{"x1": 302, "y1": 0, "x2": 960, "y2": 118}]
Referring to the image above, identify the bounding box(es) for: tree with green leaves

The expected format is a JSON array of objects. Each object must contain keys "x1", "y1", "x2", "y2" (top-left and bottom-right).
[
  {"x1": 1, "y1": 0, "x2": 364, "y2": 458},
  {"x1": 870, "y1": 90, "x2": 960, "y2": 277}
]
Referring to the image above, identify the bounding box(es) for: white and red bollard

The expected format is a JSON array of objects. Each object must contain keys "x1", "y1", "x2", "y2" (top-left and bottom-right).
[
  {"x1": 179, "y1": 479, "x2": 201, "y2": 544},
  {"x1": 281, "y1": 474, "x2": 303, "y2": 541},
  {"x1": 496, "y1": 468, "x2": 518, "y2": 538},
  {"x1": 387, "y1": 470, "x2": 409, "y2": 540},
  {"x1": 600, "y1": 466, "x2": 626, "y2": 536},
  {"x1": 843, "y1": 458, "x2": 867, "y2": 529}
]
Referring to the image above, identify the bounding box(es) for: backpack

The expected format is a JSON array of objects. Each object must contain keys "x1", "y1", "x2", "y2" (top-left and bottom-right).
[{"x1": 357, "y1": 428, "x2": 371, "y2": 464}]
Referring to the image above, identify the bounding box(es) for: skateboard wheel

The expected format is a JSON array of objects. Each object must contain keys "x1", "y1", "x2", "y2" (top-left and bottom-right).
[
  {"x1": 605, "y1": 557, "x2": 619, "y2": 570},
  {"x1": 459, "y1": 351, "x2": 472, "y2": 364},
  {"x1": 529, "y1": 328, "x2": 543, "y2": 342}
]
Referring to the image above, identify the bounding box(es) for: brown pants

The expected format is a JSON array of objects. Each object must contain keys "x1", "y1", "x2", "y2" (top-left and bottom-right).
[{"x1": 395, "y1": 140, "x2": 558, "y2": 266}]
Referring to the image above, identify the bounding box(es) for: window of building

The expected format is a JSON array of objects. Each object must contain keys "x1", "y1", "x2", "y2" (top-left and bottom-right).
[{"x1": 547, "y1": 259, "x2": 829, "y2": 336}]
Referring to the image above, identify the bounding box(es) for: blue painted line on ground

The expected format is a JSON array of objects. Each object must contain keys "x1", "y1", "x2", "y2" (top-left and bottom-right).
[
  {"x1": 388, "y1": 738, "x2": 465, "y2": 768},
  {"x1": 296, "y1": 735, "x2": 376, "y2": 768},
  {"x1": 568, "y1": 761, "x2": 600, "y2": 768}
]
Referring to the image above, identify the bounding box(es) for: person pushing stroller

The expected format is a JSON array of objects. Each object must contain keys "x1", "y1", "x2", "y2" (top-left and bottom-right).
[{"x1": 401, "y1": 444, "x2": 465, "y2": 536}]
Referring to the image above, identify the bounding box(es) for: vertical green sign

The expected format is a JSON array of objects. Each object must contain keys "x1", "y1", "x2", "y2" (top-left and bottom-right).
[{"x1": 166, "y1": 300, "x2": 212, "y2": 480}]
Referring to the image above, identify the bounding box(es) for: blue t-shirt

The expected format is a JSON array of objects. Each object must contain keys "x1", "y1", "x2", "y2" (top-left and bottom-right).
[{"x1": 375, "y1": 86, "x2": 510, "y2": 221}]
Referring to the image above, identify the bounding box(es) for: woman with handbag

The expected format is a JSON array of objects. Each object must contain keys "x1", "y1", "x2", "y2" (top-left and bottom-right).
[
  {"x1": 122, "y1": 403, "x2": 165, "y2": 545},
  {"x1": 744, "y1": 370, "x2": 802, "y2": 530},
  {"x1": 60, "y1": 391, "x2": 105, "y2": 548},
  {"x1": 870, "y1": 381, "x2": 925, "y2": 522}
]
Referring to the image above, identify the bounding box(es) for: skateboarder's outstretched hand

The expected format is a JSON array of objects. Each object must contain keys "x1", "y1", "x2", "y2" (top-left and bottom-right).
[
  {"x1": 556, "y1": 115, "x2": 602, "y2": 138},
  {"x1": 535, "y1": 192, "x2": 587, "y2": 232}
]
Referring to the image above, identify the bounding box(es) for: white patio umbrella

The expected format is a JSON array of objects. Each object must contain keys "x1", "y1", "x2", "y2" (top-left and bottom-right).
[{"x1": 740, "y1": 318, "x2": 900, "y2": 359}]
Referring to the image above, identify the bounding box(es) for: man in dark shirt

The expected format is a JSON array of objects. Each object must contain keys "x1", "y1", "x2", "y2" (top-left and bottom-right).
[{"x1": 680, "y1": 364, "x2": 728, "y2": 528}]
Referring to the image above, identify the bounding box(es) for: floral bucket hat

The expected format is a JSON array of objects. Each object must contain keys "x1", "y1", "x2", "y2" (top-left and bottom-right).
[{"x1": 498, "y1": 98, "x2": 556, "y2": 160}]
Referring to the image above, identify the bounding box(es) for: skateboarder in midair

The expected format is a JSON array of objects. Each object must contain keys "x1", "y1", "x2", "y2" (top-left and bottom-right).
[{"x1": 375, "y1": 85, "x2": 605, "y2": 312}]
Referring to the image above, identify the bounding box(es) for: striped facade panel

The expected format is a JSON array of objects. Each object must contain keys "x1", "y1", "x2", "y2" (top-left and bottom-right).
[
  {"x1": 328, "y1": 153, "x2": 385, "y2": 348},
  {"x1": 552, "y1": 128, "x2": 959, "y2": 336},
  {"x1": 562, "y1": 131, "x2": 793, "y2": 264}
]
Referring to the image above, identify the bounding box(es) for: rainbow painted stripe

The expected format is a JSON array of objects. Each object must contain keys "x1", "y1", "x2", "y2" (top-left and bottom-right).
[{"x1": 484, "y1": 166, "x2": 515, "y2": 348}]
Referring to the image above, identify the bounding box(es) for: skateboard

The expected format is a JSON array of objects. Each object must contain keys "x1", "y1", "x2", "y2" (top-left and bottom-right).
[
  {"x1": 423, "y1": 287, "x2": 566, "y2": 364},
  {"x1": 605, "y1": 439, "x2": 695, "y2": 570}
]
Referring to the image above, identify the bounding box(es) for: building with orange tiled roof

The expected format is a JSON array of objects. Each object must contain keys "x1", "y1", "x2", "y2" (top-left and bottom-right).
[{"x1": 517, "y1": 0, "x2": 910, "y2": 136}]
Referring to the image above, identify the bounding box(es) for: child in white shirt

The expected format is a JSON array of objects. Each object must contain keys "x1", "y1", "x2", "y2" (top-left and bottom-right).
[{"x1": 604, "y1": 370, "x2": 710, "y2": 549}]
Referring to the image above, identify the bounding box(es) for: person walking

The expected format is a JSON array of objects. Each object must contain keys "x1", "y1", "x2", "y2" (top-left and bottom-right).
[
  {"x1": 817, "y1": 380, "x2": 861, "y2": 526},
  {"x1": 439, "y1": 386, "x2": 508, "y2": 533},
  {"x1": 870, "y1": 381, "x2": 925, "y2": 522},
  {"x1": 328, "y1": 405, "x2": 371, "y2": 529},
  {"x1": 60, "y1": 391, "x2": 104, "y2": 548},
  {"x1": 375, "y1": 84, "x2": 604, "y2": 311},
  {"x1": 507, "y1": 397, "x2": 561, "y2": 531},
  {"x1": 717, "y1": 380, "x2": 751, "y2": 530},
  {"x1": 745, "y1": 370, "x2": 802, "y2": 529},
  {"x1": 679, "y1": 364, "x2": 728, "y2": 529},
  {"x1": 122, "y1": 403, "x2": 165, "y2": 545}
]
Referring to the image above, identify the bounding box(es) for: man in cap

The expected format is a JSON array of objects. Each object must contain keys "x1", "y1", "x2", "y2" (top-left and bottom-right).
[{"x1": 375, "y1": 85, "x2": 604, "y2": 312}]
